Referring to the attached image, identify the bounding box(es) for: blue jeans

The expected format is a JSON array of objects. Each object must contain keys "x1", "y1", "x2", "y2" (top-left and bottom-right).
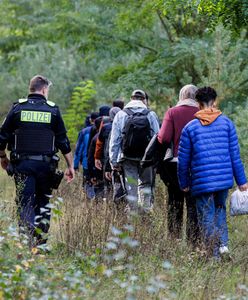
[
  {"x1": 195, "y1": 190, "x2": 229, "y2": 257},
  {"x1": 83, "y1": 168, "x2": 95, "y2": 200}
]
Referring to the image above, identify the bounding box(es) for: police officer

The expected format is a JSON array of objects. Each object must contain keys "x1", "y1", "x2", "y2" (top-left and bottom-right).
[{"x1": 0, "y1": 75, "x2": 75, "y2": 248}]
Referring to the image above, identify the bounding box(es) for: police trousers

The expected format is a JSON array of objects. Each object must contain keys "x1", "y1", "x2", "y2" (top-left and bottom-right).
[{"x1": 14, "y1": 160, "x2": 53, "y2": 244}]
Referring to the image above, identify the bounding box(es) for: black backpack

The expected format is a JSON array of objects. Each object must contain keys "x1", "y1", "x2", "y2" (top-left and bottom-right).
[{"x1": 122, "y1": 108, "x2": 151, "y2": 159}]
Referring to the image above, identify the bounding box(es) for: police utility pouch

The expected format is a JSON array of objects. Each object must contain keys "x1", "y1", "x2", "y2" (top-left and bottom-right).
[
  {"x1": 50, "y1": 170, "x2": 64, "y2": 190},
  {"x1": 230, "y1": 189, "x2": 248, "y2": 216},
  {"x1": 50, "y1": 154, "x2": 60, "y2": 172}
]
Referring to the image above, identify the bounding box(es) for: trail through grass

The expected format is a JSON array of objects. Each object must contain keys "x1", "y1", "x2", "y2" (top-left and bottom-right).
[{"x1": 0, "y1": 169, "x2": 247, "y2": 299}]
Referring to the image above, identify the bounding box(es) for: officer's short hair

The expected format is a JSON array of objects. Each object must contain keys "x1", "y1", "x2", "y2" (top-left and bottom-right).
[{"x1": 29, "y1": 75, "x2": 52, "y2": 93}]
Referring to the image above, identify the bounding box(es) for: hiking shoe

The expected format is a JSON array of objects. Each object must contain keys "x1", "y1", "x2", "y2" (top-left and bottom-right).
[
  {"x1": 219, "y1": 246, "x2": 232, "y2": 262},
  {"x1": 219, "y1": 246, "x2": 229, "y2": 255}
]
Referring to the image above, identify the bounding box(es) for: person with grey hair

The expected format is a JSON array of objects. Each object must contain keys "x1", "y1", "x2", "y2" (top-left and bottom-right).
[
  {"x1": 158, "y1": 84, "x2": 199, "y2": 245},
  {"x1": 178, "y1": 84, "x2": 198, "y2": 105}
]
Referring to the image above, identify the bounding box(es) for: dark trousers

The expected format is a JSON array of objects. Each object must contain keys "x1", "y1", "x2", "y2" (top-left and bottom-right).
[
  {"x1": 14, "y1": 160, "x2": 52, "y2": 245},
  {"x1": 160, "y1": 162, "x2": 199, "y2": 244}
]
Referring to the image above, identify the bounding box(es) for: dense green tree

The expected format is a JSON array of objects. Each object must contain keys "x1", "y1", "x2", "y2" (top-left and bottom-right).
[
  {"x1": 0, "y1": 0, "x2": 247, "y2": 120},
  {"x1": 64, "y1": 80, "x2": 96, "y2": 143}
]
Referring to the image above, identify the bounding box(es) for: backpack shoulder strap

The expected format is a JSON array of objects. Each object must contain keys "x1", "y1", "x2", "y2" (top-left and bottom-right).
[
  {"x1": 142, "y1": 109, "x2": 150, "y2": 115},
  {"x1": 123, "y1": 108, "x2": 134, "y2": 116},
  {"x1": 124, "y1": 108, "x2": 150, "y2": 116}
]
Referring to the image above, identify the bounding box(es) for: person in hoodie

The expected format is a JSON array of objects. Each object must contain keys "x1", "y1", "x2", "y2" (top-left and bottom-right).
[
  {"x1": 109, "y1": 90, "x2": 160, "y2": 213},
  {"x1": 74, "y1": 112, "x2": 99, "y2": 173},
  {"x1": 158, "y1": 84, "x2": 199, "y2": 245},
  {"x1": 87, "y1": 105, "x2": 111, "y2": 156},
  {"x1": 74, "y1": 112, "x2": 99, "y2": 199},
  {"x1": 178, "y1": 86, "x2": 248, "y2": 259},
  {"x1": 100, "y1": 107, "x2": 127, "y2": 203},
  {"x1": 96, "y1": 107, "x2": 121, "y2": 174},
  {"x1": 88, "y1": 116, "x2": 104, "y2": 199},
  {"x1": 95, "y1": 100, "x2": 124, "y2": 171}
]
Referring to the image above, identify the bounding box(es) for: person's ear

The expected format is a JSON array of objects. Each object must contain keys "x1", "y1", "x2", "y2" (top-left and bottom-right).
[{"x1": 43, "y1": 87, "x2": 49, "y2": 98}]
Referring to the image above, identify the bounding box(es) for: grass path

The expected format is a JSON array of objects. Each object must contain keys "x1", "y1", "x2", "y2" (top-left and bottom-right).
[{"x1": 0, "y1": 170, "x2": 248, "y2": 299}]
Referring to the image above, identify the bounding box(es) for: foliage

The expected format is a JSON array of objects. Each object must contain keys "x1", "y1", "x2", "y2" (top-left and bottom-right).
[
  {"x1": 0, "y1": 173, "x2": 248, "y2": 299},
  {"x1": 0, "y1": 198, "x2": 174, "y2": 299},
  {"x1": 198, "y1": 0, "x2": 248, "y2": 33},
  {"x1": 0, "y1": 42, "x2": 85, "y2": 118},
  {"x1": 0, "y1": 1, "x2": 248, "y2": 298},
  {"x1": 0, "y1": 0, "x2": 248, "y2": 117},
  {"x1": 0, "y1": 0, "x2": 248, "y2": 299},
  {"x1": 63, "y1": 80, "x2": 96, "y2": 144},
  {"x1": 229, "y1": 104, "x2": 248, "y2": 168}
]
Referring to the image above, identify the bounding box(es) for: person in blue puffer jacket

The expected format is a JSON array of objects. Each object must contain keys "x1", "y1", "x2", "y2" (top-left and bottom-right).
[{"x1": 178, "y1": 86, "x2": 248, "y2": 259}]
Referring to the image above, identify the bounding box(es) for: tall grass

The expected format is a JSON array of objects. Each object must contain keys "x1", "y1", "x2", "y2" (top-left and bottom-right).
[{"x1": 0, "y1": 169, "x2": 248, "y2": 299}]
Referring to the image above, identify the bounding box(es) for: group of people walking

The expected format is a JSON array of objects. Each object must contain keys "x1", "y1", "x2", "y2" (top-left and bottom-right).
[
  {"x1": 75, "y1": 84, "x2": 248, "y2": 259},
  {"x1": 0, "y1": 75, "x2": 247, "y2": 260}
]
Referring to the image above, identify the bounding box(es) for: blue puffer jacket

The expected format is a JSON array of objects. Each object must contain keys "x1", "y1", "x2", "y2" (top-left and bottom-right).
[{"x1": 178, "y1": 114, "x2": 247, "y2": 196}]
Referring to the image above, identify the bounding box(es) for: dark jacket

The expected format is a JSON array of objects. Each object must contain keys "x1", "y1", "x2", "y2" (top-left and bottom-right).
[
  {"x1": 98, "y1": 122, "x2": 112, "y2": 159},
  {"x1": 0, "y1": 94, "x2": 71, "y2": 155},
  {"x1": 94, "y1": 117, "x2": 111, "y2": 160},
  {"x1": 88, "y1": 133, "x2": 103, "y2": 180},
  {"x1": 74, "y1": 125, "x2": 92, "y2": 169}
]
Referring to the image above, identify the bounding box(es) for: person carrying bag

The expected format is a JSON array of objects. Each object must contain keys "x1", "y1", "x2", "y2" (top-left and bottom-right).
[{"x1": 230, "y1": 189, "x2": 248, "y2": 216}]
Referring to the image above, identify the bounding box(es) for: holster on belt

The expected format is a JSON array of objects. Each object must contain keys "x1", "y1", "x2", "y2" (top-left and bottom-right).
[
  {"x1": 50, "y1": 155, "x2": 64, "y2": 190},
  {"x1": 6, "y1": 163, "x2": 15, "y2": 177}
]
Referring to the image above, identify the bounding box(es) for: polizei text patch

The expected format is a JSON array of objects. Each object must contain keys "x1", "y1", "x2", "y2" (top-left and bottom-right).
[{"x1": 21, "y1": 111, "x2": 51, "y2": 123}]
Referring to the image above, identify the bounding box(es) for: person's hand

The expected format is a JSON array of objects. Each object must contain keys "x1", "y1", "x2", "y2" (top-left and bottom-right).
[
  {"x1": 112, "y1": 164, "x2": 121, "y2": 172},
  {"x1": 182, "y1": 187, "x2": 190, "y2": 192},
  {"x1": 238, "y1": 183, "x2": 248, "y2": 191},
  {"x1": 91, "y1": 177, "x2": 97, "y2": 185},
  {"x1": 1, "y1": 156, "x2": 9, "y2": 170},
  {"x1": 64, "y1": 167, "x2": 75, "y2": 183},
  {"x1": 95, "y1": 159, "x2": 102, "y2": 170},
  {"x1": 105, "y1": 172, "x2": 112, "y2": 181}
]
